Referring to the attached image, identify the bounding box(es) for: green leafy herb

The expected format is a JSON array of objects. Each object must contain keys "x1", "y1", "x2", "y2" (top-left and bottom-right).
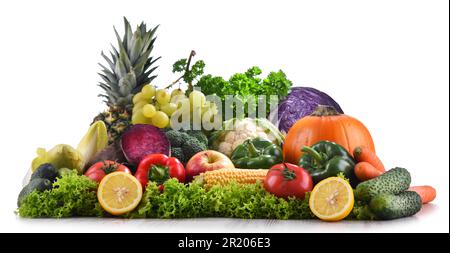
[
  {"x1": 169, "y1": 50, "x2": 205, "y2": 90},
  {"x1": 17, "y1": 171, "x2": 104, "y2": 218},
  {"x1": 195, "y1": 66, "x2": 292, "y2": 118},
  {"x1": 172, "y1": 58, "x2": 188, "y2": 73},
  {"x1": 169, "y1": 51, "x2": 292, "y2": 119}
]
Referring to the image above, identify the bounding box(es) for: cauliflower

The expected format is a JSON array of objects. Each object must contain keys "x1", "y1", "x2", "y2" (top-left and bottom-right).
[{"x1": 210, "y1": 118, "x2": 284, "y2": 157}]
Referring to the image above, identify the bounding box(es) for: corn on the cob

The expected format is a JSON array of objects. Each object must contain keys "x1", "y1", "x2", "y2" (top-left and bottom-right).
[{"x1": 194, "y1": 168, "x2": 268, "y2": 189}]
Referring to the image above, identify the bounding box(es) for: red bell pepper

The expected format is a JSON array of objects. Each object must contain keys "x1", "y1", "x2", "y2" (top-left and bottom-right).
[
  {"x1": 135, "y1": 154, "x2": 185, "y2": 190},
  {"x1": 84, "y1": 160, "x2": 131, "y2": 183}
]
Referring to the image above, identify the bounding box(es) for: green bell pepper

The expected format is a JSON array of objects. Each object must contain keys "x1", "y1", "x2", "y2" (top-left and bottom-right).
[
  {"x1": 298, "y1": 140, "x2": 358, "y2": 186},
  {"x1": 230, "y1": 137, "x2": 283, "y2": 169}
]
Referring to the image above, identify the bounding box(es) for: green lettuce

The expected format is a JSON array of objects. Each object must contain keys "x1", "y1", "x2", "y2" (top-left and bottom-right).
[
  {"x1": 18, "y1": 171, "x2": 104, "y2": 218},
  {"x1": 127, "y1": 179, "x2": 314, "y2": 219}
]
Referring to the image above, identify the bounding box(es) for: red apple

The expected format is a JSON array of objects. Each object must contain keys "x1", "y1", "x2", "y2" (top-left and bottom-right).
[{"x1": 185, "y1": 150, "x2": 235, "y2": 181}]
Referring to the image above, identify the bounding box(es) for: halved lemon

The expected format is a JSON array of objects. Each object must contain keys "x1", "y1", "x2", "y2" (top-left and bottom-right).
[
  {"x1": 97, "y1": 172, "x2": 143, "y2": 216},
  {"x1": 309, "y1": 177, "x2": 354, "y2": 221}
]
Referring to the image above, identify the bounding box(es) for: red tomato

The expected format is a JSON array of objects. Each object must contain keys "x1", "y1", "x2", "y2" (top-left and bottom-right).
[
  {"x1": 84, "y1": 160, "x2": 131, "y2": 183},
  {"x1": 264, "y1": 163, "x2": 313, "y2": 199}
]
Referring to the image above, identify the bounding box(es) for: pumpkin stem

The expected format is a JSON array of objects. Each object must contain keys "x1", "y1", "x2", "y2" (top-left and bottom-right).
[{"x1": 310, "y1": 105, "x2": 341, "y2": 116}]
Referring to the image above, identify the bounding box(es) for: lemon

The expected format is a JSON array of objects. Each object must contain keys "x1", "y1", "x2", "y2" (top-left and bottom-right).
[
  {"x1": 97, "y1": 172, "x2": 143, "y2": 216},
  {"x1": 309, "y1": 177, "x2": 354, "y2": 221}
]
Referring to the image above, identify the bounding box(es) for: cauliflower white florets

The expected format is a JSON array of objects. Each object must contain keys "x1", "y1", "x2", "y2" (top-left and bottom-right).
[{"x1": 217, "y1": 118, "x2": 276, "y2": 157}]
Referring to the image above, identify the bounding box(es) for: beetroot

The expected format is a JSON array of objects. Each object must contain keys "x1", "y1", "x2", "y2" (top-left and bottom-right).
[{"x1": 121, "y1": 124, "x2": 170, "y2": 166}]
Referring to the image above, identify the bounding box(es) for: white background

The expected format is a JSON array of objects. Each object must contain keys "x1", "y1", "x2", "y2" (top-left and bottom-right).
[{"x1": 0, "y1": 0, "x2": 448, "y2": 233}]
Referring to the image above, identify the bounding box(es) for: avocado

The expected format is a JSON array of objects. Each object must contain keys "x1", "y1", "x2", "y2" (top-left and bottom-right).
[
  {"x1": 369, "y1": 191, "x2": 422, "y2": 220},
  {"x1": 31, "y1": 163, "x2": 59, "y2": 182},
  {"x1": 355, "y1": 167, "x2": 411, "y2": 202},
  {"x1": 17, "y1": 178, "x2": 53, "y2": 207}
]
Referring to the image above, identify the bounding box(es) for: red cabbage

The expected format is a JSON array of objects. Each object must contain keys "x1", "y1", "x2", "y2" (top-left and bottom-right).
[{"x1": 269, "y1": 87, "x2": 344, "y2": 134}]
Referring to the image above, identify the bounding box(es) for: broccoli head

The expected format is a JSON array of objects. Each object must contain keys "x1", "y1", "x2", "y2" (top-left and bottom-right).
[
  {"x1": 182, "y1": 139, "x2": 207, "y2": 163},
  {"x1": 186, "y1": 130, "x2": 209, "y2": 147},
  {"x1": 170, "y1": 147, "x2": 185, "y2": 164},
  {"x1": 164, "y1": 130, "x2": 187, "y2": 147},
  {"x1": 165, "y1": 130, "x2": 208, "y2": 164}
]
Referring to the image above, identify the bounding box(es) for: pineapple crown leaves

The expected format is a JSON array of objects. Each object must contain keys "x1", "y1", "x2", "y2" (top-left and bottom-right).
[{"x1": 98, "y1": 17, "x2": 161, "y2": 106}]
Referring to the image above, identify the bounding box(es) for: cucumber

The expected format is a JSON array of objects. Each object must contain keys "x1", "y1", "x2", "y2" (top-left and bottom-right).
[
  {"x1": 369, "y1": 191, "x2": 422, "y2": 220},
  {"x1": 355, "y1": 167, "x2": 411, "y2": 202},
  {"x1": 17, "y1": 178, "x2": 52, "y2": 207}
]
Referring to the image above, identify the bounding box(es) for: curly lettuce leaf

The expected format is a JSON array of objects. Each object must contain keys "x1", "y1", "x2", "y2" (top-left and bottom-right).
[
  {"x1": 127, "y1": 179, "x2": 314, "y2": 219},
  {"x1": 18, "y1": 171, "x2": 104, "y2": 218}
]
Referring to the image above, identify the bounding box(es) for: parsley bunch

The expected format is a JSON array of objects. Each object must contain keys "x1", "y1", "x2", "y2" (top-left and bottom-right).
[
  {"x1": 168, "y1": 50, "x2": 205, "y2": 91},
  {"x1": 195, "y1": 66, "x2": 292, "y2": 118},
  {"x1": 169, "y1": 51, "x2": 292, "y2": 119}
]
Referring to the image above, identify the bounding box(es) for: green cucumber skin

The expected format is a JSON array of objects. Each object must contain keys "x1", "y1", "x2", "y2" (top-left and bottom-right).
[
  {"x1": 17, "y1": 178, "x2": 52, "y2": 207},
  {"x1": 369, "y1": 191, "x2": 422, "y2": 220},
  {"x1": 355, "y1": 167, "x2": 411, "y2": 202}
]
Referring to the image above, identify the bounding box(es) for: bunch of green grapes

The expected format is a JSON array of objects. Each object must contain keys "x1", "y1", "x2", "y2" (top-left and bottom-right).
[{"x1": 131, "y1": 85, "x2": 218, "y2": 129}]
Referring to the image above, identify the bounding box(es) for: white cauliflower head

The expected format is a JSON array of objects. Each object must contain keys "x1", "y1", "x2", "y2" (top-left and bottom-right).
[{"x1": 213, "y1": 118, "x2": 284, "y2": 157}]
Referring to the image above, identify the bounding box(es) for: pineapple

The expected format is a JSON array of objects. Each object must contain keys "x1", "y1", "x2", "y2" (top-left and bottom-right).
[{"x1": 93, "y1": 17, "x2": 161, "y2": 144}]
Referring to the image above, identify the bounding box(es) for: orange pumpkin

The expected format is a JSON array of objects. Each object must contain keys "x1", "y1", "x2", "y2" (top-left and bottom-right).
[{"x1": 283, "y1": 105, "x2": 376, "y2": 164}]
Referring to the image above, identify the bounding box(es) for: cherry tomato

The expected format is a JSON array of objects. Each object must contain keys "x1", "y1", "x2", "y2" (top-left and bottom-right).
[
  {"x1": 84, "y1": 160, "x2": 131, "y2": 183},
  {"x1": 264, "y1": 163, "x2": 313, "y2": 199}
]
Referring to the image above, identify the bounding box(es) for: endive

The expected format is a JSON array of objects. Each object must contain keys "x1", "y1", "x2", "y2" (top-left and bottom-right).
[{"x1": 76, "y1": 121, "x2": 108, "y2": 170}]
